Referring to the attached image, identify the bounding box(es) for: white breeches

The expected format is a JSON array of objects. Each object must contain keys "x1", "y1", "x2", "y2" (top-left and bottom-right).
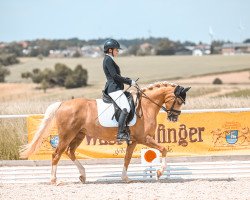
[{"x1": 109, "y1": 90, "x2": 131, "y2": 113}]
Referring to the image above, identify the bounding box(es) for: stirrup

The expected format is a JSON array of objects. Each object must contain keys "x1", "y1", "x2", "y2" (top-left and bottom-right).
[{"x1": 117, "y1": 132, "x2": 129, "y2": 141}]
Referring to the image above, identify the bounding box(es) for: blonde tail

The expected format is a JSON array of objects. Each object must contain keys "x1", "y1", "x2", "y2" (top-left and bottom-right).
[{"x1": 19, "y1": 102, "x2": 62, "y2": 158}]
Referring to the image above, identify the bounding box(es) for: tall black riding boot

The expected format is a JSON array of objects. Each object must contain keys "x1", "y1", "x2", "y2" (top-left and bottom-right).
[{"x1": 117, "y1": 108, "x2": 130, "y2": 141}]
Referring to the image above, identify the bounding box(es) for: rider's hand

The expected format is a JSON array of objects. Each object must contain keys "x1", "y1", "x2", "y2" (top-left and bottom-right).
[{"x1": 131, "y1": 80, "x2": 137, "y2": 86}]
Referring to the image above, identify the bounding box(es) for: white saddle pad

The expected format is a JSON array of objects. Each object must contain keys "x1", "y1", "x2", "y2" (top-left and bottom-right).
[{"x1": 96, "y1": 99, "x2": 137, "y2": 127}]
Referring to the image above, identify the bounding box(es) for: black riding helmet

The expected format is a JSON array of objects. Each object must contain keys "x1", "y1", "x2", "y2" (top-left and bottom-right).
[{"x1": 104, "y1": 39, "x2": 122, "y2": 53}]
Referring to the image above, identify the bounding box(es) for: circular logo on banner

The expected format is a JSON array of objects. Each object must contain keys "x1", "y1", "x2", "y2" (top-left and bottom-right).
[
  {"x1": 226, "y1": 130, "x2": 238, "y2": 144},
  {"x1": 50, "y1": 135, "x2": 59, "y2": 148}
]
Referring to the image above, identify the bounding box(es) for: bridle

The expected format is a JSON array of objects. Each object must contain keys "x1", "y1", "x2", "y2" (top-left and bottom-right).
[{"x1": 134, "y1": 84, "x2": 185, "y2": 118}]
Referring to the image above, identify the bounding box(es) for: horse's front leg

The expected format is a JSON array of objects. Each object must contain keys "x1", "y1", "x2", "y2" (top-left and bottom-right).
[
  {"x1": 122, "y1": 141, "x2": 137, "y2": 183},
  {"x1": 144, "y1": 135, "x2": 167, "y2": 180}
]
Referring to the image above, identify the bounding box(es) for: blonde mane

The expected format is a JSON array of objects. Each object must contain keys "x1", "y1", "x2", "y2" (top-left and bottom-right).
[{"x1": 141, "y1": 81, "x2": 177, "y2": 92}]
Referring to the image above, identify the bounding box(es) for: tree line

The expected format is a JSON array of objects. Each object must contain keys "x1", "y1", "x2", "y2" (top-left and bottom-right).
[
  {"x1": 0, "y1": 54, "x2": 19, "y2": 82},
  {"x1": 2, "y1": 37, "x2": 249, "y2": 57},
  {"x1": 0, "y1": 62, "x2": 89, "y2": 91},
  {"x1": 21, "y1": 63, "x2": 88, "y2": 92}
]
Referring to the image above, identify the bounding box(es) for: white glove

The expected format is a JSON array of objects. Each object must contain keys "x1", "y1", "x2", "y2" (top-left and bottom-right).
[{"x1": 131, "y1": 80, "x2": 136, "y2": 86}]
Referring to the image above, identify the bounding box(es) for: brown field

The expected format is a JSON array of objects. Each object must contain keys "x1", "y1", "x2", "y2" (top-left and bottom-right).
[
  {"x1": 1, "y1": 55, "x2": 250, "y2": 115},
  {"x1": 6, "y1": 55, "x2": 250, "y2": 84}
]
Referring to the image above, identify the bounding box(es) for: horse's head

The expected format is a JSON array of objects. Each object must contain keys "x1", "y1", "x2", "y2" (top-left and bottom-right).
[
  {"x1": 139, "y1": 82, "x2": 190, "y2": 122},
  {"x1": 164, "y1": 85, "x2": 191, "y2": 122}
]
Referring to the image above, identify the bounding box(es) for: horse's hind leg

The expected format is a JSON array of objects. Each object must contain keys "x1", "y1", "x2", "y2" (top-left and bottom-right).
[
  {"x1": 51, "y1": 138, "x2": 71, "y2": 185},
  {"x1": 51, "y1": 127, "x2": 79, "y2": 185},
  {"x1": 66, "y1": 130, "x2": 86, "y2": 183}
]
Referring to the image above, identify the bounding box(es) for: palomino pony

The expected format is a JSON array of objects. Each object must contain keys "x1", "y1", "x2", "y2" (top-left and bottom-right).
[{"x1": 20, "y1": 81, "x2": 190, "y2": 184}]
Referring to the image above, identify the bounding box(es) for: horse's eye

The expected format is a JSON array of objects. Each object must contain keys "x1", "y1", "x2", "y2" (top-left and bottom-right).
[{"x1": 177, "y1": 99, "x2": 183, "y2": 105}]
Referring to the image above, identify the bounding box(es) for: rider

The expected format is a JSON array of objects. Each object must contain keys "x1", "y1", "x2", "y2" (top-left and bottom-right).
[{"x1": 103, "y1": 39, "x2": 136, "y2": 141}]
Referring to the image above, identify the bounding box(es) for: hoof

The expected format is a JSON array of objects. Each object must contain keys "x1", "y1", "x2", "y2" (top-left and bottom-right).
[
  {"x1": 79, "y1": 175, "x2": 86, "y2": 183},
  {"x1": 156, "y1": 169, "x2": 162, "y2": 180},
  {"x1": 127, "y1": 179, "x2": 133, "y2": 183},
  {"x1": 122, "y1": 177, "x2": 132, "y2": 183},
  {"x1": 56, "y1": 181, "x2": 65, "y2": 186},
  {"x1": 51, "y1": 179, "x2": 65, "y2": 186},
  {"x1": 51, "y1": 178, "x2": 57, "y2": 185}
]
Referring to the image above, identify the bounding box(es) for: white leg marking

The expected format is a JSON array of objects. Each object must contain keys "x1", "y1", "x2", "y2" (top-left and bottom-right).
[
  {"x1": 74, "y1": 160, "x2": 86, "y2": 176},
  {"x1": 161, "y1": 157, "x2": 167, "y2": 170},
  {"x1": 121, "y1": 166, "x2": 132, "y2": 182},
  {"x1": 51, "y1": 165, "x2": 57, "y2": 183},
  {"x1": 121, "y1": 166, "x2": 127, "y2": 180}
]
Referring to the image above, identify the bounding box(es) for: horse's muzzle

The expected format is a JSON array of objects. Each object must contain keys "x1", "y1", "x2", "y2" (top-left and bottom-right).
[{"x1": 167, "y1": 113, "x2": 179, "y2": 122}]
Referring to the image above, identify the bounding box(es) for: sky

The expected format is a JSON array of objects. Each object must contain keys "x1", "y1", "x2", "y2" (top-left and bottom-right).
[{"x1": 0, "y1": 0, "x2": 249, "y2": 43}]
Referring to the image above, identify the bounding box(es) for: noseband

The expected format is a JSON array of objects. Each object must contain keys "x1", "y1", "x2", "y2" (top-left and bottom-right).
[
  {"x1": 164, "y1": 96, "x2": 184, "y2": 117},
  {"x1": 135, "y1": 85, "x2": 184, "y2": 118}
]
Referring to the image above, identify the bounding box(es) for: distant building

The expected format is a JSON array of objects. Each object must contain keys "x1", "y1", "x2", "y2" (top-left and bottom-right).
[
  {"x1": 193, "y1": 49, "x2": 203, "y2": 56},
  {"x1": 137, "y1": 43, "x2": 155, "y2": 55},
  {"x1": 222, "y1": 43, "x2": 250, "y2": 55},
  {"x1": 81, "y1": 45, "x2": 102, "y2": 58},
  {"x1": 49, "y1": 47, "x2": 82, "y2": 58},
  {"x1": 175, "y1": 46, "x2": 193, "y2": 55},
  {"x1": 192, "y1": 44, "x2": 211, "y2": 56},
  {"x1": 18, "y1": 41, "x2": 29, "y2": 48},
  {"x1": 0, "y1": 42, "x2": 6, "y2": 48},
  {"x1": 49, "y1": 49, "x2": 72, "y2": 58},
  {"x1": 22, "y1": 49, "x2": 31, "y2": 55}
]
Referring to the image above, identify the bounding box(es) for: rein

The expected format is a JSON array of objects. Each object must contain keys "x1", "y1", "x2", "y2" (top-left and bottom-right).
[{"x1": 134, "y1": 85, "x2": 182, "y2": 118}]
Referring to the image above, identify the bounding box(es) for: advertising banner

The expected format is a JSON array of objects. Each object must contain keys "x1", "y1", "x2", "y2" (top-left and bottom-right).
[{"x1": 27, "y1": 110, "x2": 250, "y2": 160}]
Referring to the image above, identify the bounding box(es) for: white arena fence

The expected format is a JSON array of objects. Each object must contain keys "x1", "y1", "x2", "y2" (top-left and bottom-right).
[{"x1": 1, "y1": 160, "x2": 250, "y2": 184}]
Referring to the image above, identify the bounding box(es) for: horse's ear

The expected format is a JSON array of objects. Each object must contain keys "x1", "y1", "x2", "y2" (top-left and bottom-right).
[
  {"x1": 174, "y1": 85, "x2": 181, "y2": 96},
  {"x1": 183, "y1": 87, "x2": 191, "y2": 93}
]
